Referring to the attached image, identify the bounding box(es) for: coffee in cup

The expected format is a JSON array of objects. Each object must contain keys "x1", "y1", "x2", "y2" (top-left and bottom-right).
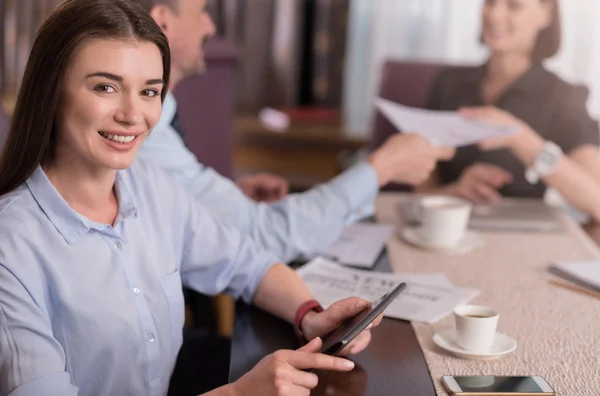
[{"x1": 454, "y1": 305, "x2": 499, "y2": 352}]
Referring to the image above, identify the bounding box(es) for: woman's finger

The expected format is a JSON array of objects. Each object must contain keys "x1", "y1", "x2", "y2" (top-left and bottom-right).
[{"x1": 338, "y1": 330, "x2": 372, "y2": 356}]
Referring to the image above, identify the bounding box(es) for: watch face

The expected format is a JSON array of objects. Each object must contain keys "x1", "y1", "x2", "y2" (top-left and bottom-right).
[
  {"x1": 540, "y1": 150, "x2": 555, "y2": 163},
  {"x1": 537, "y1": 142, "x2": 563, "y2": 174}
]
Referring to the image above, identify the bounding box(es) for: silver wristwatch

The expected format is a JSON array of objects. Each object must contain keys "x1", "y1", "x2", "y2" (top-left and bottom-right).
[{"x1": 525, "y1": 141, "x2": 563, "y2": 184}]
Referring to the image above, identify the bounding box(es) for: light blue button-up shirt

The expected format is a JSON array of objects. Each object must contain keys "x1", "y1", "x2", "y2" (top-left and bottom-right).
[
  {"x1": 137, "y1": 93, "x2": 380, "y2": 263},
  {"x1": 0, "y1": 160, "x2": 277, "y2": 396}
]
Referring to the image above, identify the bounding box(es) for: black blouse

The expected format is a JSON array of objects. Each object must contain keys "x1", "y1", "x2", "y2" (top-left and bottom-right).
[{"x1": 427, "y1": 63, "x2": 600, "y2": 198}]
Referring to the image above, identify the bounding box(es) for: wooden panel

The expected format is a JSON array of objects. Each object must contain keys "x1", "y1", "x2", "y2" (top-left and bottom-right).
[{"x1": 233, "y1": 116, "x2": 367, "y2": 189}]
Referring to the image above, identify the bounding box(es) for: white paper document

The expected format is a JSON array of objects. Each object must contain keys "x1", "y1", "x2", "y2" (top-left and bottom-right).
[
  {"x1": 321, "y1": 223, "x2": 395, "y2": 268},
  {"x1": 297, "y1": 257, "x2": 479, "y2": 324},
  {"x1": 549, "y1": 260, "x2": 600, "y2": 293},
  {"x1": 375, "y1": 97, "x2": 519, "y2": 147}
]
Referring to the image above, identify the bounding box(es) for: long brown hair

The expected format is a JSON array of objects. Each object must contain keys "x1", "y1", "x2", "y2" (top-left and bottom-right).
[
  {"x1": 533, "y1": 0, "x2": 561, "y2": 60},
  {"x1": 0, "y1": 0, "x2": 171, "y2": 196}
]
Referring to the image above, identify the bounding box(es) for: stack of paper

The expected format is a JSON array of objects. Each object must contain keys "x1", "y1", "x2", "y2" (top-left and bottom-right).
[
  {"x1": 549, "y1": 260, "x2": 600, "y2": 294},
  {"x1": 320, "y1": 223, "x2": 395, "y2": 269},
  {"x1": 375, "y1": 97, "x2": 519, "y2": 147},
  {"x1": 296, "y1": 257, "x2": 479, "y2": 324}
]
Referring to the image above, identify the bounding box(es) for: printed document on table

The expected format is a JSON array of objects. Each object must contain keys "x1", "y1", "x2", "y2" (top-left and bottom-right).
[
  {"x1": 296, "y1": 257, "x2": 479, "y2": 324},
  {"x1": 375, "y1": 97, "x2": 518, "y2": 147},
  {"x1": 320, "y1": 223, "x2": 395, "y2": 268}
]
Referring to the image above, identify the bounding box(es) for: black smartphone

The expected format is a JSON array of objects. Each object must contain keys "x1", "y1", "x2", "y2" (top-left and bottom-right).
[{"x1": 319, "y1": 282, "x2": 407, "y2": 355}]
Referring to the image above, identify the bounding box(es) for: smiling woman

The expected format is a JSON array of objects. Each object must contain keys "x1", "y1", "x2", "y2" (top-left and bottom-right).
[
  {"x1": 0, "y1": 2, "x2": 379, "y2": 396},
  {"x1": 0, "y1": 0, "x2": 170, "y2": 198},
  {"x1": 51, "y1": 38, "x2": 165, "y2": 194}
]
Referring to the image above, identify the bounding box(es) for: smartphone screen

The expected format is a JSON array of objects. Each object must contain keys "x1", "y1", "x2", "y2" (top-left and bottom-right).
[
  {"x1": 453, "y1": 376, "x2": 548, "y2": 393},
  {"x1": 319, "y1": 282, "x2": 406, "y2": 355}
]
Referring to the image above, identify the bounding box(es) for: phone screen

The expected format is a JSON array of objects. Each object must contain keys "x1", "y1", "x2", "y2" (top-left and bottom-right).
[{"x1": 453, "y1": 376, "x2": 546, "y2": 392}]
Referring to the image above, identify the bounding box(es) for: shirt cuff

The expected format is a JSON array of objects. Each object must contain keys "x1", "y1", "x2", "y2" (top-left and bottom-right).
[
  {"x1": 9, "y1": 372, "x2": 78, "y2": 396},
  {"x1": 240, "y1": 250, "x2": 280, "y2": 304},
  {"x1": 327, "y1": 162, "x2": 379, "y2": 223}
]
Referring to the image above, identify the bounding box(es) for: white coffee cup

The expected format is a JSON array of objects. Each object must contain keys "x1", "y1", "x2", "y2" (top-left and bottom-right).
[
  {"x1": 454, "y1": 305, "x2": 499, "y2": 352},
  {"x1": 417, "y1": 196, "x2": 472, "y2": 247}
]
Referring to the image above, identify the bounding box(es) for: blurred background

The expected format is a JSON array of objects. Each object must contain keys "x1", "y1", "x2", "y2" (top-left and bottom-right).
[{"x1": 1, "y1": 0, "x2": 599, "y2": 192}]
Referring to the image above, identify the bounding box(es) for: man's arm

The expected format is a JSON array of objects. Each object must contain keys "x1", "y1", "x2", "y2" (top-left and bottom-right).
[
  {"x1": 139, "y1": 119, "x2": 378, "y2": 263},
  {"x1": 139, "y1": 115, "x2": 453, "y2": 263}
]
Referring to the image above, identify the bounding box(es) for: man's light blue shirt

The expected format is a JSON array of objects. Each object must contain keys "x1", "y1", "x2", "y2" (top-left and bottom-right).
[
  {"x1": 137, "y1": 93, "x2": 380, "y2": 263},
  {"x1": 0, "y1": 161, "x2": 277, "y2": 396}
]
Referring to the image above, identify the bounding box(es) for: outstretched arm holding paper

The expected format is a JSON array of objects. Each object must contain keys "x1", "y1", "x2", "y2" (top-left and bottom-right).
[{"x1": 459, "y1": 106, "x2": 600, "y2": 222}]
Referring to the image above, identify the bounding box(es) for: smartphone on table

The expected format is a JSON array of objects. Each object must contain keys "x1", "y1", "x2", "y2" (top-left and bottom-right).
[
  {"x1": 442, "y1": 375, "x2": 555, "y2": 395},
  {"x1": 318, "y1": 282, "x2": 407, "y2": 355}
]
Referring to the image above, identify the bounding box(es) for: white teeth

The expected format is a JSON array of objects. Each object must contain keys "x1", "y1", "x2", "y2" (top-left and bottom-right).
[{"x1": 99, "y1": 132, "x2": 136, "y2": 143}]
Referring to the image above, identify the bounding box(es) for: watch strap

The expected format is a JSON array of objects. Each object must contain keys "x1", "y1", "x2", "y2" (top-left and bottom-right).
[{"x1": 293, "y1": 300, "x2": 324, "y2": 343}]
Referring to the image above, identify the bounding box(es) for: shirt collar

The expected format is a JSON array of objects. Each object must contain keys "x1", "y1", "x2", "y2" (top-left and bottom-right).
[
  {"x1": 160, "y1": 92, "x2": 178, "y2": 126},
  {"x1": 26, "y1": 166, "x2": 138, "y2": 245}
]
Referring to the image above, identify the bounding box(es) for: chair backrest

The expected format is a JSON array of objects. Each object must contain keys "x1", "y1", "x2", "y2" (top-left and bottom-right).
[
  {"x1": 173, "y1": 38, "x2": 239, "y2": 178},
  {"x1": 369, "y1": 60, "x2": 445, "y2": 191},
  {"x1": 0, "y1": 105, "x2": 9, "y2": 151}
]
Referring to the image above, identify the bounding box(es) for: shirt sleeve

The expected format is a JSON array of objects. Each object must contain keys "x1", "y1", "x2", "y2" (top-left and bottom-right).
[
  {"x1": 550, "y1": 84, "x2": 600, "y2": 154},
  {"x1": 188, "y1": 163, "x2": 378, "y2": 263},
  {"x1": 141, "y1": 161, "x2": 279, "y2": 303},
  {"x1": 139, "y1": 120, "x2": 379, "y2": 263},
  {"x1": 0, "y1": 266, "x2": 79, "y2": 396}
]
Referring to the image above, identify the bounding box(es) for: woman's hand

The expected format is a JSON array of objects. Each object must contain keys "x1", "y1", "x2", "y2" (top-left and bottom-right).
[
  {"x1": 448, "y1": 162, "x2": 513, "y2": 204},
  {"x1": 229, "y1": 337, "x2": 355, "y2": 396},
  {"x1": 299, "y1": 297, "x2": 383, "y2": 356},
  {"x1": 459, "y1": 107, "x2": 544, "y2": 164}
]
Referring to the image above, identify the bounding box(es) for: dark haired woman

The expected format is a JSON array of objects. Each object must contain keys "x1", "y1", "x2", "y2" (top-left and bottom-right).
[
  {"x1": 0, "y1": 1, "x2": 378, "y2": 395},
  {"x1": 418, "y1": 0, "x2": 600, "y2": 221}
]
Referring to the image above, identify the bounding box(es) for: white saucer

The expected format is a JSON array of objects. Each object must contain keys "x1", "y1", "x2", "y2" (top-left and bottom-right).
[
  {"x1": 433, "y1": 328, "x2": 517, "y2": 360},
  {"x1": 400, "y1": 227, "x2": 484, "y2": 255}
]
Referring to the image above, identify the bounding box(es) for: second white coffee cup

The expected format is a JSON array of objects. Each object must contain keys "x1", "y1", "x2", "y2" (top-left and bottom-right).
[
  {"x1": 454, "y1": 305, "x2": 499, "y2": 352},
  {"x1": 417, "y1": 196, "x2": 472, "y2": 247}
]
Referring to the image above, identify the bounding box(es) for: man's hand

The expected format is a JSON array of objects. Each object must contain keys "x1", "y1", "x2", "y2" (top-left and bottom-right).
[
  {"x1": 299, "y1": 297, "x2": 382, "y2": 356},
  {"x1": 236, "y1": 173, "x2": 289, "y2": 203},
  {"x1": 229, "y1": 337, "x2": 355, "y2": 396},
  {"x1": 369, "y1": 134, "x2": 455, "y2": 186},
  {"x1": 448, "y1": 162, "x2": 513, "y2": 204}
]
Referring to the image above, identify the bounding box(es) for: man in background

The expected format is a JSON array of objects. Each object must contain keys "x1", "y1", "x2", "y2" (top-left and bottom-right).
[
  {"x1": 132, "y1": 0, "x2": 454, "y2": 264},
  {"x1": 127, "y1": 0, "x2": 453, "y2": 394}
]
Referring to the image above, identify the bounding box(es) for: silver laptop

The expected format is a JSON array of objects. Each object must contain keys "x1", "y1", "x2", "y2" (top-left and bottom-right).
[
  {"x1": 399, "y1": 196, "x2": 565, "y2": 232},
  {"x1": 469, "y1": 198, "x2": 565, "y2": 232}
]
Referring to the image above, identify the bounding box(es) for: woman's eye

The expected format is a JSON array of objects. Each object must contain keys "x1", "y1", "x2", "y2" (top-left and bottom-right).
[
  {"x1": 142, "y1": 89, "x2": 160, "y2": 98},
  {"x1": 94, "y1": 84, "x2": 116, "y2": 93}
]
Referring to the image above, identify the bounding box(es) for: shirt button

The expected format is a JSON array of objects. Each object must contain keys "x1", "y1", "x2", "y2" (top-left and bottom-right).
[
  {"x1": 147, "y1": 333, "x2": 155, "y2": 343},
  {"x1": 115, "y1": 241, "x2": 123, "y2": 249},
  {"x1": 133, "y1": 287, "x2": 141, "y2": 295}
]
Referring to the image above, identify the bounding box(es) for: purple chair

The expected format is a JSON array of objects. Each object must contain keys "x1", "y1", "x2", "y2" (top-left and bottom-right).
[
  {"x1": 173, "y1": 38, "x2": 239, "y2": 179},
  {"x1": 0, "y1": 105, "x2": 9, "y2": 150},
  {"x1": 369, "y1": 60, "x2": 444, "y2": 190}
]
